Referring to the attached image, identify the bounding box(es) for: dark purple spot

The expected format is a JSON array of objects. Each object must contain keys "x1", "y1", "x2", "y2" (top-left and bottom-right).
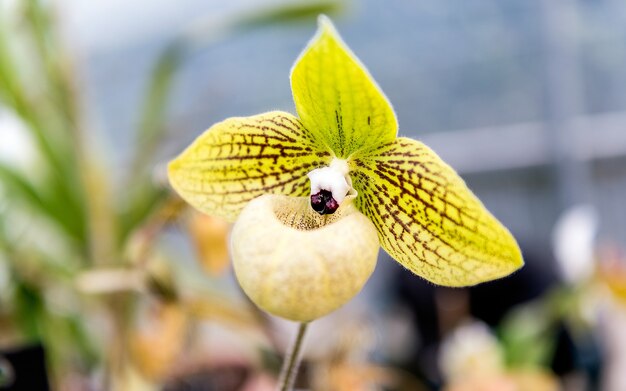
[{"x1": 310, "y1": 189, "x2": 339, "y2": 215}]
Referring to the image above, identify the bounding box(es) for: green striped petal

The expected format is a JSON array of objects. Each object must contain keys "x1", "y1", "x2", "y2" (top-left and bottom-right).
[
  {"x1": 168, "y1": 111, "x2": 330, "y2": 221},
  {"x1": 290, "y1": 16, "x2": 397, "y2": 158},
  {"x1": 351, "y1": 137, "x2": 523, "y2": 287}
]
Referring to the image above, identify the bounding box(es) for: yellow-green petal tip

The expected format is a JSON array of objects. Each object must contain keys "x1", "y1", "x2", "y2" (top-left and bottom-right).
[{"x1": 290, "y1": 15, "x2": 397, "y2": 158}]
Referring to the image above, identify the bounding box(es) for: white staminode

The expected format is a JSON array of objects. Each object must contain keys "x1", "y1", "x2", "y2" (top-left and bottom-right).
[{"x1": 307, "y1": 158, "x2": 351, "y2": 204}]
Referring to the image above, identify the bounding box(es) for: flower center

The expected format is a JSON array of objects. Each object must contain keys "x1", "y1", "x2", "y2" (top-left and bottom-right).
[
  {"x1": 310, "y1": 189, "x2": 339, "y2": 214},
  {"x1": 307, "y1": 159, "x2": 351, "y2": 215}
]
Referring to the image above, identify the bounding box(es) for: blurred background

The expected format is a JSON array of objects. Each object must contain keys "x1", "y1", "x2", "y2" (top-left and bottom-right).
[{"x1": 2, "y1": 0, "x2": 626, "y2": 390}]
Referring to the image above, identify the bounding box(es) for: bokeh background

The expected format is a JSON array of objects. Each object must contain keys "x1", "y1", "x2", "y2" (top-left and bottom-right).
[{"x1": 2, "y1": 0, "x2": 626, "y2": 390}]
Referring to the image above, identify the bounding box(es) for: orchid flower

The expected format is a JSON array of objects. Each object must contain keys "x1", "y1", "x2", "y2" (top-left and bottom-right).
[{"x1": 168, "y1": 16, "x2": 523, "y2": 321}]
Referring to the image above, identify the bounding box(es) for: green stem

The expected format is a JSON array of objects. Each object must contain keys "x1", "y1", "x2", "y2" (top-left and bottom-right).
[{"x1": 277, "y1": 322, "x2": 309, "y2": 391}]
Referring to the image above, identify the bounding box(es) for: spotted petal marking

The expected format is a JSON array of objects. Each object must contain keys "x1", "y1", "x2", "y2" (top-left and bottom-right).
[
  {"x1": 352, "y1": 137, "x2": 523, "y2": 287},
  {"x1": 168, "y1": 111, "x2": 330, "y2": 221},
  {"x1": 291, "y1": 16, "x2": 397, "y2": 158}
]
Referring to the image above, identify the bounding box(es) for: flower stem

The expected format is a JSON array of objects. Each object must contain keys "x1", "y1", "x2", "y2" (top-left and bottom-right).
[{"x1": 277, "y1": 322, "x2": 309, "y2": 391}]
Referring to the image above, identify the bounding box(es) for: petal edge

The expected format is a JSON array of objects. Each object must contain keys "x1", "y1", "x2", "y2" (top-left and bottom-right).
[
  {"x1": 168, "y1": 111, "x2": 329, "y2": 221},
  {"x1": 352, "y1": 137, "x2": 523, "y2": 287}
]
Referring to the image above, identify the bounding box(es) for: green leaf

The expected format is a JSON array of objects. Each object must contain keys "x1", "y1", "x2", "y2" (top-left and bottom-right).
[
  {"x1": 499, "y1": 303, "x2": 557, "y2": 368},
  {"x1": 230, "y1": 0, "x2": 343, "y2": 30},
  {"x1": 131, "y1": 43, "x2": 184, "y2": 181},
  {"x1": 117, "y1": 184, "x2": 169, "y2": 244},
  {"x1": 0, "y1": 163, "x2": 86, "y2": 245},
  {"x1": 0, "y1": 9, "x2": 88, "y2": 247}
]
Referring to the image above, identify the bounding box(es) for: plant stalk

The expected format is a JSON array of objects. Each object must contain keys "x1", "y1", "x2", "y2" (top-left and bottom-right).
[{"x1": 277, "y1": 322, "x2": 309, "y2": 391}]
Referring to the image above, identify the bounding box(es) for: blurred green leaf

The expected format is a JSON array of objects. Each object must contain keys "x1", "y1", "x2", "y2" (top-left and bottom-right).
[
  {"x1": 13, "y1": 279, "x2": 45, "y2": 339},
  {"x1": 0, "y1": 165, "x2": 46, "y2": 214},
  {"x1": 231, "y1": 0, "x2": 344, "y2": 31},
  {"x1": 499, "y1": 303, "x2": 556, "y2": 368},
  {"x1": 118, "y1": 185, "x2": 169, "y2": 246},
  {"x1": 0, "y1": 6, "x2": 89, "y2": 249},
  {"x1": 64, "y1": 315, "x2": 100, "y2": 368},
  {"x1": 23, "y1": 0, "x2": 78, "y2": 125},
  {"x1": 0, "y1": 163, "x2": 87, "y2": 247},
  {"x1": 133, "y1": 44, "x2": 184, "y2": 180},
  {"x1": 0, "y1": 14, "x2": 73, "y2": 171}
]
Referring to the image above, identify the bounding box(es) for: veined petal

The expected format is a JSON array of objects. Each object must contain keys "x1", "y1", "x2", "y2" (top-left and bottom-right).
[
  {"x1": 352, "y1": 137, "x2": 523, "y2": 287},
  {"x1": 168, "y1": 111, "x2": 330, "y2": 221},
  {"x1": 290, "y1": 16, "x2": 397, "y2": 158}
]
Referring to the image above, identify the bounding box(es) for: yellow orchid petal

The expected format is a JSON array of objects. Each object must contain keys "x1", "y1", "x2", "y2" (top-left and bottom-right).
[
  {"x1": 168, "y1": 111, "x2": 330, "y2": 221},
  {"x1": 352, "y1": 137, "x2": 523, "y2": 287},
  {"x1": 291, "y1": 16, "x2": 397, "y2": 158}
]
